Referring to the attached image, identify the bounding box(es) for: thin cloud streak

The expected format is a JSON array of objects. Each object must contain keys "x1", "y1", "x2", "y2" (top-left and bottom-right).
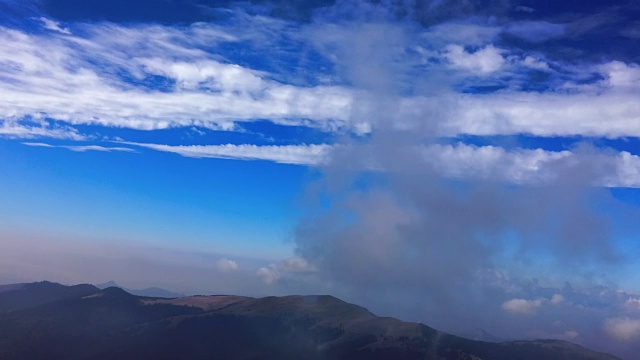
[
  {"x1": 126, "y1": 142, "x2": 332, "y2": 165},
  {"x1": 23, "y1": 142, "x2": 134, "y2": 153},
  {"x1": 126, "y1": 141, "x2": 640, "y2": 187}
]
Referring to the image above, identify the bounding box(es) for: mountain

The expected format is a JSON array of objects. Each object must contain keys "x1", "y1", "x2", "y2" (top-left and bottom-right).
[
  {"x1": 95, "y1": 280, "x2": 184, "y2": 298},
  {"x1": 0, "y1": 281, "x2": 98, "y2": 313},
  {"x1": 0, "y1": 281, "x2": 620, "y2": 360}
]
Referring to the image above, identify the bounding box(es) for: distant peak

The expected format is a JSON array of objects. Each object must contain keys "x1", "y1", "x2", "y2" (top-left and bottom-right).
[
  {"x1": 100, "y1": 286, "x2": 133, "y2": 297},
  {"x1": 95, "y1": 281, "x2": 120, "y2": 289}
]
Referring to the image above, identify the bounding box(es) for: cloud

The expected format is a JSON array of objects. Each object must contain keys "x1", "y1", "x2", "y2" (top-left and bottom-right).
[
  {"x1": 550, "y1": 294, "x2": 565, "y2": 304},
  {"x1": 0, "y1": 120, "x2": 85, "y2": 140},
  {"x1": 217, "y1": 258, "x2": 238, "y2": 272},
  {"x1": 256, "y1": 257, "x2": 318, "y2": 284},
  {"x1": 421, "y1": 143, "x2": 640, "y2": 188},
  {"x1": 605, "y1": 318, "x2": 640, "y2": 342},
  {"x1": 22, "y1": 142, "x2": 134, "y2": 153},
  {"x1": 520, "y1": 56, "x2": 550, "y2": 71},
  {"x1": 442, "y1": 88, "x2": 640, "y2": 138},
  {"x1": 127, "y1": 142, "x2": 331, "y2": 165},
  {"x1": 625, "y1": 298, "x2": 640, "y2": 310},
  {"x1": 122, "y1": 141, "x2": 640, "y2": 186},
  {"x1": 502, "y1": 298, "x2": 543, "y2": 315},
  {"x1": 38, "y1": 17, "x2": 71, "y2": 34},
  {"x1": 599, "y1": 61, "x2": 640, "y2": 88},
  {"x1": 257, "y1": 266, "x2": 280, "y2": 285},
  {"x1": 444, "y1": 44, "x2": 505, "y2": 74},
  {"x1": 0, "y1": 24, "x2": 352, "y2": 133},
  {"x1": 504, "y1": 21, "x2": 565, "y2": 42},
  {"x1": 289, "y1": 7, "x2": 640, "y2": 357},
  {"x1": 1, "y1": 16, "x2": 640, "y2": 143},
  {"x1": 280, "y1": 257, "x2": 317, "y2": 273},
  {"x1": 424, "y1": 21, "x2": 500, "y2": 46},
  {"x1": 563, "y1": 330, "x2": 580, "y2": 339}
]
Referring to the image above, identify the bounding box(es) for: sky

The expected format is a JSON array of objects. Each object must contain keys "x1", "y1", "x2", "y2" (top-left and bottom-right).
[{"x1": 2, "y1": 0, "x2": 640, "y2": 357}]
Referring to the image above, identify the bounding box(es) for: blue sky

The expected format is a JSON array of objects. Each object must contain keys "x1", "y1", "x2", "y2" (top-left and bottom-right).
[{"x1": 2, "y1": 0, "x2": 640, "y2": 357}]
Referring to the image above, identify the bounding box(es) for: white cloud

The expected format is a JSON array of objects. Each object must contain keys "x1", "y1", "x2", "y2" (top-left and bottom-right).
[
  {"x1": 256, "y1": 257, "x2": 317, "y2": 284},
  {"x1": 599, "y1": 61, "x2": 640, "y2": 88},
  {"x1": 127, "y1": 142, "x2": 331, "y2": 165},
  {"x1": 605, "y1": 318, "x2": 640, "y2": 341},
  {"x1": 423, "y1": 143, "x2": 640, "y2": 187},
  {"x1": 38, "y1": 17, "x2": 71, "y2": 35},
  {"x1": 21, "y1": 142, "x2": 53, "y2": 148},
  {"x1": 0, "y1": 120, "x2": 86, "y2": 140},
  {"x1": 442, "y1": 89, "x2": 640, "y2": 138},
  {"x1": 66, "y1": 145, "x2": 134, "y2": 152},
  {"x1": 502, "y1": 298, "x2": 543, "y2": 315},
  {"x1": 1, "y1": 22, "x2": 640, "y2": 143},
  {"x1": 520, "y1": 55, "x2": 550, "y2": 71},
  {"x1": 126, "y1": 141, "x2": 640, "y2": 187},
  {"x1": 422, "y1": 143, "x2": 572, "y2": 185},
  {"x1": 0, "y1": 25, "x2": 352, "y2": 132},
  {"x1": 139, "y1": 58, "x2": 266, "y2": 93},
  {"x1": 444, "y1": 44, "x2": 505, "y2": 74},
  {"x1": 550, "y1": 294, "x2": 565, "y2": 304},
  {"x1": 22, "y1": 142, "x2": 134, "y2": 153},
  {"x1": 256, "y1": 266, "x2": 280, "y2": 285},
  {"x1": 281, "y1": 257, "x2": 317, "y2": 273},
  {"x1": 216, "y1": 258, "x2": 239, "y2": 272}
]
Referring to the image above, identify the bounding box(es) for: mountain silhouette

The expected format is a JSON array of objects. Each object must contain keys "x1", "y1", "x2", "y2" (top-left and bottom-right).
[
  {"x1": 0, "y1": 281, "x2": 620, "y2": 360},
  {"x1": 95, "y1": 280, "x2": 184, "y2": 298}
]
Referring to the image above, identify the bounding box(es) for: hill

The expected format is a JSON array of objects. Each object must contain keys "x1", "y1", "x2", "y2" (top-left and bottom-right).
[{"x1": 0, "y1": 281, "x2": 620, "y2": 360}]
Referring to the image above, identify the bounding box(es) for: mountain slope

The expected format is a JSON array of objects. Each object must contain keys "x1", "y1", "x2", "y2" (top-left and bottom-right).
[
  {"x1": 0, "y1": 281, "x2": 98, "y2": 313},
  {"x1": 95, "y1": 280, "x2": 184, "y2": 298},
  {"x1": 0, "y1": 282, "x2": 620, "y2": 360}
]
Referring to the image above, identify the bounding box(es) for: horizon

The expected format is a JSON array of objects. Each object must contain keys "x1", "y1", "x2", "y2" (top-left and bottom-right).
[{"x1": 2, "y1": 0, "x2": 640, "y2": 359}]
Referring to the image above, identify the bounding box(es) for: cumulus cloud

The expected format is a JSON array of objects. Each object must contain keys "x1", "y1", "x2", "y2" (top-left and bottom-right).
[
  {"x1": 605, "y1": 318, "x2": 640, "y2": 341},
  {"x1": 256, "y1": 257, "x2": 318, "y2": 284},
  {"x1": 502, "y1": 298, "x2": 543, "y2": 315},
  {"x1": 622, "y1": 298, "x2": 640, "y2": 315},
  {"x1": 257, "y1": 266, "x2": 280, "y2": 285},
  {"x1": 599, "y1": 61, "x2": 640, "y2": 88},
  {"x1": 520, "y1": 56, "x2": 550, "y2": 71},
  {"x1": 290, "y1": 7, "x2": 640, "y2": 359},
  {"x1": 217, "y1": 258, "x2": 238, "y2": 272},
  {"x1": 563, "y1": 330, "x2": 580, "y2": 339},
  {"x1": 444, "y1": 44, "x2": 505, "y2": 74},
  {"x1": 280, "y1": 257, "x2": 317, "y2": 273}
]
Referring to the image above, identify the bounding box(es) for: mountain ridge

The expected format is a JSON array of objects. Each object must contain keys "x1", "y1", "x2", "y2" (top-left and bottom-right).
[
  {"x1": 0, "y1": 281, "x2": 620, "y2": 360},
  {"x1": 95, "y1": 280, "x2": 184, "y2": 298}
]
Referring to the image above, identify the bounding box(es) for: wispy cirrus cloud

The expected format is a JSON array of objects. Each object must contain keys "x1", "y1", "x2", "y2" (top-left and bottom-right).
[
  {"x1": 124, "y1": 141, "x2": 640, "y2": 187},
  {"x1": 38, "y1": 17, "x2": 71, "y2": 34},
  {"x1": 126, "y1": 142, "x2": 331, "y2": 165},
  {"x1": 1, "y1": 15, "x2": 639, "y2": 141},
  {"x1": 0, "y1": 119, "x2": 86, "y2": 140},
  {"x1": 23, "y1": 142, "x2": 134, "y2": 153},
  {"x1": 0, "y1": 23, "x2": 351, "y2": 132}
]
